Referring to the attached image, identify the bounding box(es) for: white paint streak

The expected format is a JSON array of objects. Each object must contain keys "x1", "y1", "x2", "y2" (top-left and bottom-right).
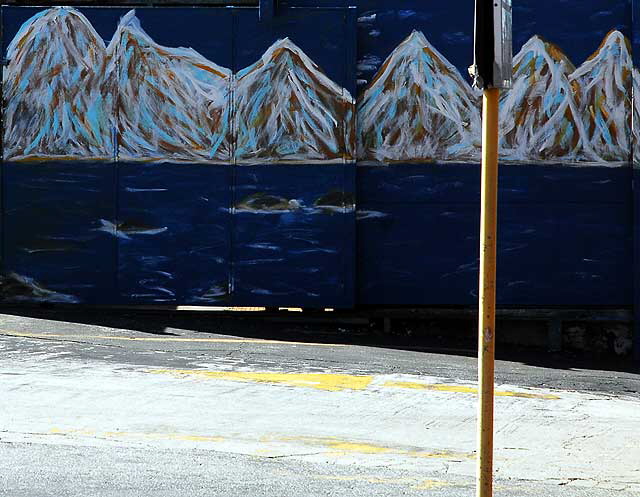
[
  {"x1": 3, "y1": 8, "x2": 112, "y2": 161},
  {"x1": 3, "y1": 9, "x2": 635, "y2": 167},
  {"x1": 107, "y1": 10, "x2": 232, "y2": 162},
  {"x1": 357, "y1": 31, "x2": 481, "y2": 163},
  {"x1": 234, "y1": 38, "x2": 354, "y2": 163}
]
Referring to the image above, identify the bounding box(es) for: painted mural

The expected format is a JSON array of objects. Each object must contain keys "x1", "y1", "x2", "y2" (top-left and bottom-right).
[
  {"x1": 358, "y1": 28, "x2": 634, "y2": 164},
  {"x1": 3, "y1": 8, "x2": 114, "y2": 161},
  {"x1": 7, "y1": 7, "x2": 631, "y2": 166},
  {"x1": 3, "y1": 7, "x2": 354, "y2": 164},
  {"x1": 234, "y1": 38, "x2": 355, "y2": 163},
  {"x1": 0, "y1": 2, "x2": 637, "y2": 310},
  {"x1": 357, "y1": 30, "x2": 481, "y2": 163},
  {"x1": 0, "y1": 6, "x2": 356, "y2": 306},
  {"x1": 354, "y1": 0, "x2": 634, "y2": 308}
]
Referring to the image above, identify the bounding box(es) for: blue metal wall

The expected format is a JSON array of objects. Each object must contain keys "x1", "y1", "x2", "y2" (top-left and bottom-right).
[
  {"x1": 1, "y1": 4, "x2": 356, "y2": 307},
  {"x1": 0, "y1": 1, "x2": 637, "y2": 314}
]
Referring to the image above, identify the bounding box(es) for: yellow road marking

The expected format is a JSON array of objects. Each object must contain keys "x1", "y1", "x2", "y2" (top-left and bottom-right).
[
  {"x1": 413, "y1": 479, "x2": 453, "y2": 490},
  {"x1": 147, "y1": 369, "x2": 557, "y2": 399},
  {"x1": 313, "y1": 474, "x2": 418, "y2": 485},
  {"x1": 0, "y1": 331, "x2": 345, "y2": 347},
  {"x1": 49, "y1": 428, "x2": 224, "y2": 443},
  {"x1": 274, "y1": 471, "x2": 460, "y2": 491},
  {"x1": 147, "y1": 370, "x2": 373, "y2": 391},
  {"x1": 261, "y1": 435, "x2": 475, "y2": 460},
  {"x1": 383, "y1": 381, "x2": 560, "y2": 399}
]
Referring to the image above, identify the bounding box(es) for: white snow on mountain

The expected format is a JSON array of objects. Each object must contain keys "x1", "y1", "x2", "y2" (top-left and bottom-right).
[
  {"x1": 107, "y1": 10, "x2": 232, "y2": 162},
  {"x1": 3, "y1": 7, "x2": 113, "y2": 161},
  {"x1": 499, "y1": 35, "x2": 595, "y2": 162},
  {"x1": 3, "y1": 7, "x2": 637, "y2": 167},
  {"x1": 234, "y1": 38, "x2": 355, "y2": 163},
  {"x1": 357, "y1": 30, "x2": 481, "y2": 163},
  {"x1": 633, "y1": 68, "x2": 640, "y2": 166},
  {"x1": 569, "y1": 30, "x2": 632, "y2": 163}
]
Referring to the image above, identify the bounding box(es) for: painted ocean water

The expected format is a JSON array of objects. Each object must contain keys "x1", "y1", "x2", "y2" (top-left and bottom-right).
[
  {"x1": 357, "y1": 163, "x2": 633, "y2": 307},
  {"x1": 2, "y1": 162, "x2": 631, "y2": 308},
  {"x1": 1, "y1": 163, "x2": 356, "y2": 308}
]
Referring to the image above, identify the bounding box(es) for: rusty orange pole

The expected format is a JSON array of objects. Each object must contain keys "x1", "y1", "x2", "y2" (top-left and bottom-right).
[{"x1": 477, "y1": 86, "x2": 499, "y2": 497}]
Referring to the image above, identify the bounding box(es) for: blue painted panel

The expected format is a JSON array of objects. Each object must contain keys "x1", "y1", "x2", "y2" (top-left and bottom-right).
[
  {"x1": 109, "y1": 8, "x2": 233, "y2": 163},
  {"x1": 1, "y1": 2, "x2": 636, "y2": 317},
  {"x1": 117, "y1": 164, "x2": 231, "y2": 304},
  {"x1": 230, "y1": 6, "x2": 356, "y2": 308},
  {"x1": 357, "y1": 203, "x2": 479, "y2": 306},
  {"x1": 358, "y1": 199, "x2": 632, "y2": 307},
  {"x1": 2, "y1": 163, "x2": 116, "y2": 304},
  {"x1": 232, "y1": 165, "x2": 355, "y2": 308},
  {"x1": 497, "y1": 203, "x2": 632, "y2": 306},
  {"x1": 113, "y1": 7, "x2": 234, "y2": 304},
  {"x1": 357, "y1": 164, "x2": 631, "y2": 205}
]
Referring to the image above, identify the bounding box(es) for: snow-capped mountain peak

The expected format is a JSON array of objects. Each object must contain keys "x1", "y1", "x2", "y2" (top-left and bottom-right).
[
  {"x1": 7, "y1": 7, "x2": 105, "y2": 60},
  {"x1": 585, "y1": 29, "x2": 630, "y2": 62},
  {"x1": 234, "y1": 38, "x2": 355, "y2": 163},
  {"x1": 401, "y1": 29, "x2": 429, "y2": 49},
  {"x1": 498, "y1": 34, "x2": 599, "y2": 162},
  {"x1": 357, "y1": 30, "x2": 481, "y2": 162},
  {"x1": 240, "y1": 37, "x2": 353, "y2": 104},
  {"x1": 3, "y1": 7, "x2": 112, "y2": 160},
  {"x1": 115, "y1": 8, "x2": 139, "y2": 30},
  {"x1": 107, "y1": 10, "x2": 232, "y2": 162},
  {"x1": 109, "y1": 10, "x2": 231, "y2": 79},
  {"x1": 568, "y1": 29, "x2": 632, "y2": 162},
  {"x1": 516, "y1": 35, "x2": 575, "y2": 69}
]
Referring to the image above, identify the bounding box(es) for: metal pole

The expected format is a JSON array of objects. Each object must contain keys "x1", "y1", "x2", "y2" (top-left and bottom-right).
[{"x1": 477, "y1": 87, "x2": 499, "y2": 497}]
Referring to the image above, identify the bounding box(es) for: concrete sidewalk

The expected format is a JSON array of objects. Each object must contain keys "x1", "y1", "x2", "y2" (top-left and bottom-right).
[{"x1": 1, "y1": 312, "x2": 639, "y2": 496}]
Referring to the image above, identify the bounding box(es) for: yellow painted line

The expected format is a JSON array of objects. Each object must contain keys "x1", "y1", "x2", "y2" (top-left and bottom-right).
[
  {"x1": 383, "y1": 380, "x2": 560, "y2": 399},
  {"x1": 413, "y1": 479, "x2": 453, "y2": 490},
  {"x1": 278, "y1": 472, "x2": 460, "y2": 491},
  {"x1": 147, "y1": 370, "x2": 373, "y2": 392},
  {"x1": 0, "y1": 331, "x2": 345, "y2": 347},
  {"x1": 261, "y1": 435, "x2": 475, "y2": 460},
  {"x1": 313, "y1": 474, "x2": 418, "y2": 485},
  {"x1": 49, "y1": 428, "x2": 224, "y2": 443}
]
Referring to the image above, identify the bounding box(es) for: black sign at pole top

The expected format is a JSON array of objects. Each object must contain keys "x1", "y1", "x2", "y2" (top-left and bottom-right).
[{"x1": 470, "y1": 0, "x2": 512, "y2": 90}]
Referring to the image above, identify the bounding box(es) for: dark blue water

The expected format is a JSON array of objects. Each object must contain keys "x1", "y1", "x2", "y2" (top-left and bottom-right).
[
  {"x1": 357, "y1": 163, "x2": 633, "y2": 307},
  {"x1": 2, "y1": 162, "x2": 116, "y2": 304},
  {"x1": 232, "y1": 165, "x2": 356, "y2": 308},
  {"x1": 1, "y1": 162, "x2": 356, "y2": 307},
  {"x1": 1, "y1": 161, "x2": 632, "y2": 307},
  {"x1": 117, "y1": 164, "x2": 232, "y2": 305}
]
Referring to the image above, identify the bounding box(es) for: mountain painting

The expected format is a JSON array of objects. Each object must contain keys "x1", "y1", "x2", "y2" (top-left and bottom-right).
[
  {"x1": 3, "y1": 7, "x2": 353, "y2": 164},
  {"x1": 3, "y1": 8, "x2": 114, "y2": 161},
  {"x1": 3, "y1": 7, "x2": 633, "y2": 166},
  {"x1": 358, "y1": 29, "x2": 634, "y2": 165},
  {"x1": 0, "y1": 3, "x2": 636, "y2": 309}
]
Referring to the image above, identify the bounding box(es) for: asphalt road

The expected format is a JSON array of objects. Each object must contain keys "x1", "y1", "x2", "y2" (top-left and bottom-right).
[{"x1": 1, "y1": 309, "x2": 639, "y2": 497}]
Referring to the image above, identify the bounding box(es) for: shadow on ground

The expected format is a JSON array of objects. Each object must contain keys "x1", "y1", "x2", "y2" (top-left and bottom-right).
[{"x1": 0, "y1": 304, "x2": 638, "y2": 375}]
